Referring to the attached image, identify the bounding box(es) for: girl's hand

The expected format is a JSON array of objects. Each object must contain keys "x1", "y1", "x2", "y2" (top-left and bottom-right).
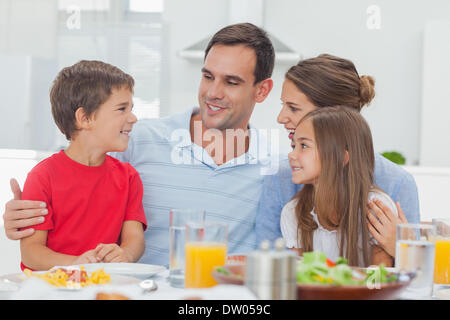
[
  {"x1": 367, "y1": 199, "x2": 408, "y2": 257},
  {"x1": 94, "y1": 243, "x2": 132, "y2": 263}
]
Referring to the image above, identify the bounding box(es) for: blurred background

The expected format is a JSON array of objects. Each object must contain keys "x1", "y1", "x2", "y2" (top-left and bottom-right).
[{"x1": 0, "y1": 0, "x2": 449, "y2": 274}]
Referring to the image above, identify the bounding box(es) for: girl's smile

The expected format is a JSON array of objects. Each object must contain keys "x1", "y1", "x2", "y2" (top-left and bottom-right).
[{"x1": 288, "y1": 119, "x2": 321, "y2": 185}]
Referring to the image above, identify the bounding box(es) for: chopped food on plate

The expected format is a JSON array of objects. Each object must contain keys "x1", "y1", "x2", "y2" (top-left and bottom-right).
[{"x1": 23, "y1": 266, "x2": 111, "y2": 289}]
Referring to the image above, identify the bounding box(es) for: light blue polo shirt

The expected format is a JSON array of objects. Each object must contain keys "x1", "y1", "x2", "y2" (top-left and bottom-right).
[{"x1": 112, "y1": 107, "x2": 274, "y2": 266}]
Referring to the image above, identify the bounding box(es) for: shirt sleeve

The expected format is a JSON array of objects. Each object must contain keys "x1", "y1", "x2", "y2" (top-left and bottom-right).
[
  {"x1": 21, "y1": 168, "x2": 54, "y2": 231},
  {"x1": 255, "y1": 173, "x2": 284, "y2": 244},
  {"x1": 124, "y1": 165, "x2": 147, "y2": 230},
  {"x1": 280, "y1": 201, "x2": 301, "y2": 249},
  {"x1": 391, "y1": 173, "x2": 420, "y2": 224}
]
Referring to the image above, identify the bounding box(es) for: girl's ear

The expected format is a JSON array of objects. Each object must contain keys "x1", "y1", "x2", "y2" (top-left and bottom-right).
[
  {"x1": 74, "y1": 107, "x2": 91, "y2": 130},
  {"x1": 255, "y1": 78, "x2": 274, "y2": 103},
  {"x1": 343, "y1": 150, "x2": 350, "y2": 167}
]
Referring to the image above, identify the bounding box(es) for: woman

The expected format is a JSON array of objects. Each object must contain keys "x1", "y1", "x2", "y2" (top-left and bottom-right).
[{"x1": 256, "y1": 54, "x2": 419, "y2": 264}]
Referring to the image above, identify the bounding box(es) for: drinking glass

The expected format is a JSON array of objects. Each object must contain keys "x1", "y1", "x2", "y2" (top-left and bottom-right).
[
  {"x1": 395, "y1": 223, "x2": 436, "y2": 299},
  {"x1": 168, "y1": 209, "x2": 205, "y2": 288},
  {"x1": 184, "y1": 222, "x2": 228, "y2": 288},
  {"x1": 432, "y1": 218, "x2": 450, "y2": 299}
]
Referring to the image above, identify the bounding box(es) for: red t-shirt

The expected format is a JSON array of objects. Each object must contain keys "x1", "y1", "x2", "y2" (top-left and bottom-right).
[{"x1": 21, "y1": 150, "x2": 147, "y2": 270}]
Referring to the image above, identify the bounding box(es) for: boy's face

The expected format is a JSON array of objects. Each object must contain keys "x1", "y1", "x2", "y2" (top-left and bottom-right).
[{"x1": 88, "y1": 87, "x2": 137, "y2": 152}]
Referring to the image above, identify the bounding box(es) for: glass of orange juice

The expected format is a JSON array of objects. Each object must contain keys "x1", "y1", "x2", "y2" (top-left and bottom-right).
[
  {"x1": 432, "y1": 218, "x2": 450, "y2": 299},
  {"x1": 184, "y1": 222, "x2": 228, "y2": 288}
]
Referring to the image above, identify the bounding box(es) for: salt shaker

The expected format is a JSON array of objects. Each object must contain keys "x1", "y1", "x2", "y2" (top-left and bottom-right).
[{"x1": 245, "y1": 238, "x2": 297, "y2": 300}]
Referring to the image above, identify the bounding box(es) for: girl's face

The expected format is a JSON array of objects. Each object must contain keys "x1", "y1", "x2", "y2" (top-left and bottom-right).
[
  {"x1": 288, "y1": 119, "x2": 321, "y2": 185},
  {"x1": 278, "y1": 79, "x2": 318, "y2": 140}
]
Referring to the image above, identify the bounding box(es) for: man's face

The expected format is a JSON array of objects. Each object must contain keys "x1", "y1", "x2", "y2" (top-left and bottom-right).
[{"x1": 198, "y1": 44, "x2": 258, "y2": 131}]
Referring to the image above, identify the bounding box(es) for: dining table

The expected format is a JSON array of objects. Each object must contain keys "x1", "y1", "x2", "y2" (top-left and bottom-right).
[
  {"x1": 0, "y1": 264, "x2": 258, "y2": 300},
  {"x1": 0, "y1": 263, "x2": 445, "y2": 301}
]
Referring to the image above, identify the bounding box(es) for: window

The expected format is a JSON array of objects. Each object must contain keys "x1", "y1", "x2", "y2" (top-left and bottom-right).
[
  {"x1": 129, "y1": 0, "x2": 164, "y2": 13},
  {"x1": 33, "y1": 0, "x2": 163, "y2": 150}
]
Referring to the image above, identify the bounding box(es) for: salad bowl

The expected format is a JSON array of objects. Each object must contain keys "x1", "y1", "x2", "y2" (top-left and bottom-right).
[{"x1": 212, "y1": 252, "x2": 414, "y2": 300}]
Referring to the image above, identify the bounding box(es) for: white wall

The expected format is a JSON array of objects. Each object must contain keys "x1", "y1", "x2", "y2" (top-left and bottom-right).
[
  {"x1": 0, "y1": 0, "x2": 57, "y2": 59},
  {"x1": 404, "y1": 166, "x2": 450, "y2": 222},
  {"x1": 420, "y1": 21, "x2": 450, "y2": 167},
  {"x1": 161, "y1": 0, "x2": 450, "y2": 164}
]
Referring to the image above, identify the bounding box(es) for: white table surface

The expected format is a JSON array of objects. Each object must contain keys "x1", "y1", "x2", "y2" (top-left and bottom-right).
[
  {"x1": 0, "y1": 269, "x2": 257, "y2": 300},
  {"x1": 1, "y1": 268, "x2": 447, "y2": 300}
]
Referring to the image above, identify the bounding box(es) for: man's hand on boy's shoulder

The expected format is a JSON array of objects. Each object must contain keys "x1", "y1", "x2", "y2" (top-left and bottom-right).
[{"x1": 3, "y1": 178, "x2": 47, "y2": 240}]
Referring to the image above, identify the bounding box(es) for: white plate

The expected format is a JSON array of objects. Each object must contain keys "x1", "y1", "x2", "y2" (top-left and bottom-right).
[
  {"x1": 2, "y1": 271, "x2": 141, "y2": 292},
  {"x1": 73, "y1": 263, "x2": 166, "y2": 279}
]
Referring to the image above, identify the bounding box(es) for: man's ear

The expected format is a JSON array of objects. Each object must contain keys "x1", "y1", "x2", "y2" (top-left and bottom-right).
[
  {"x1": 255, "y1": 78, "x2": 273, "y2": 103},
  {"x1": 74, "y1": 107, "x2": 91, "y2": 130}
]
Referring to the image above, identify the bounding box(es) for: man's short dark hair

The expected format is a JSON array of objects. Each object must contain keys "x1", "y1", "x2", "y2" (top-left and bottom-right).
[
  {"x1": 50, "y1": 60, "x2": 134, "y2": 140},
  {"x1": 204, "y1": 23, "x2": 275, "y2": 84}
]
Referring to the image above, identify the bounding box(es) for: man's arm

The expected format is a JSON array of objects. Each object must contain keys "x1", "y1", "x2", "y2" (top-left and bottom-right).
[
  {"x1": 255, "y1": 174, "x2": 284, "y2": 244},
  {"x1": 3, "y1": 178, "x2": 47, "y2": 240}
]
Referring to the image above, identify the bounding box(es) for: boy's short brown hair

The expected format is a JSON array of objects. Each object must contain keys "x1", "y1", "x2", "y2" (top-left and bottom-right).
[
  {"x1": 50, "y1": 60, "x2": 134, "y2": 140},
  {"x1": 204, "y1": 23, "x2": 275, "y2": 84}
]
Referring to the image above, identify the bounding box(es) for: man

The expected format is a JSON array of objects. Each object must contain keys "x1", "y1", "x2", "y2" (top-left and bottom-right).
[{"x1": 3, "y1": 23, "x2": 275, "y2": 266}]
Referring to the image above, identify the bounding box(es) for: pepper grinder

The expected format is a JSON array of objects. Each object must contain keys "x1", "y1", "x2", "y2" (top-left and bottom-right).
[{"x1": 245, "y1": 238, "x2": 297, "y2": 300}]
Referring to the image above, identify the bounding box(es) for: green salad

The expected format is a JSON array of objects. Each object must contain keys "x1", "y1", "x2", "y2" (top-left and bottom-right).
[{"x1": 296, "y1": 251, "x2": 398, "y2": 286}]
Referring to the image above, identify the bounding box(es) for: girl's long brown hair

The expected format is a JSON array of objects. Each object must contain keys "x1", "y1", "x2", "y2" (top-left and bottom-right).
[{"x1": 294, "y1": 106, "x2": 375, "y2": 267}]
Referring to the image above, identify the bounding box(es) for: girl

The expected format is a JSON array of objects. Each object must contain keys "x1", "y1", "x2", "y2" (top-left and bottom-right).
[
  {"x1": 281, "y1": 106, "x2": 400, "y2": 267},
  {"x1": 256, "y1": 54, "x2": 415, "y2": 264}
]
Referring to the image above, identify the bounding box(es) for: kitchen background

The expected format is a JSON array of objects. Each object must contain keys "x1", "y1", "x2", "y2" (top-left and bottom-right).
[{"x1": 1, "y1": 0, "x2": 449, "y2": 275}]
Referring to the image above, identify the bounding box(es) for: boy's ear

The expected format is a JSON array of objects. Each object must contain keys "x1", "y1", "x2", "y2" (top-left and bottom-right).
[{"x1": 74, "y1": 107, "x2": 91, "y2": 130}]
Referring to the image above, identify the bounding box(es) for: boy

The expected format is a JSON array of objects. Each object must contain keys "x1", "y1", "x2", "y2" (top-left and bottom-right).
[{"x1": 20, "y1": 60, "x2": 147, "y2": 271}]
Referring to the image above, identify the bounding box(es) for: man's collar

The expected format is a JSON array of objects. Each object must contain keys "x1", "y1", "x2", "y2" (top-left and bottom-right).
[{"x1": 174, "y1": 106, "x2": 263, "y2": 162}]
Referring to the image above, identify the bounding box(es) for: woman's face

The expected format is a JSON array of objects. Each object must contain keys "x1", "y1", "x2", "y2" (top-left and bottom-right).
[{"x1": 278, "y1": 79, "x2": 318, "y2": 141}]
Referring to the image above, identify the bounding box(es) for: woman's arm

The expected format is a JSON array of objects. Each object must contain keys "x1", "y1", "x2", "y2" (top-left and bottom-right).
[
  {"x1": 367, "y1": 199, "x2": 408, "y2": 257},
  {"x1": 291, "y1": 248, "x2": 303, "y2": 256},
  {"x1": 371, "y1": 244, "x2": 394, "y2": 267},
  {"x1": 20, "y1": 230, "x2": 76, "y2": 270}
]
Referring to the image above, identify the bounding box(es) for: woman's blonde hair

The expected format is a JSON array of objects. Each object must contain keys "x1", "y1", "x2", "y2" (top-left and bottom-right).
[{"x1": 294, "y1": 106, "x2": 375, "y2": 267}]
